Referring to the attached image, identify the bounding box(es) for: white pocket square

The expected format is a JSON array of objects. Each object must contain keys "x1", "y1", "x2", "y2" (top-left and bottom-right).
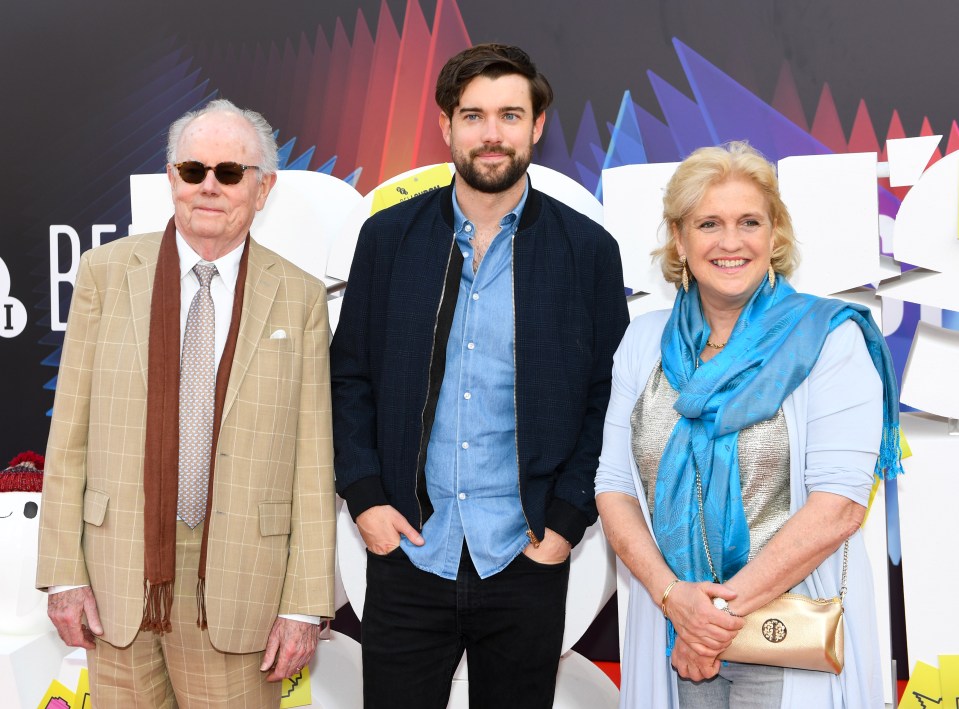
[{"x1": 269, "y1": 329, "x2": 288, "y2": 340}]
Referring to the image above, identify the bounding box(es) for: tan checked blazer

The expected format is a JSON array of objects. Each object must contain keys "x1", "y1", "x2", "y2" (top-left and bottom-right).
[{"x1": 36, "y1": 232, "x2": 336, "y2": 652}]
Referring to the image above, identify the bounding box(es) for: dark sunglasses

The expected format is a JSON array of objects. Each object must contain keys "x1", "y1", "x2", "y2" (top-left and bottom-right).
[{"x1": 173, "y1": 161, "x2": 259, "y2": 185}]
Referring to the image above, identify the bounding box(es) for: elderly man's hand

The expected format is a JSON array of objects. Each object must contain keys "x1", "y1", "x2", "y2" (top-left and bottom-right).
[
  {"x1": 260, "y1": 617, "x2": 322, "y2": 682},
  {"x1": 48, "y1": 586, "x2": 103, "y2": 650}
]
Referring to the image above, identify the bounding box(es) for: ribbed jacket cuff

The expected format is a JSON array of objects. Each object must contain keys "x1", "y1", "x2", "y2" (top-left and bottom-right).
[
  {"x1": 545, "y1": 498, "x2": 591, "y2": 548},
  {"x1": 340, "y1": 476, "x2": 390, "y2": 521}
]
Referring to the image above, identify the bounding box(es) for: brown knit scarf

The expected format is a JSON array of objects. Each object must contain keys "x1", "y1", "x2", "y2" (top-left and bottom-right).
[{"x1": 141, "y1": 218, "x2": 249, "y2": 633}]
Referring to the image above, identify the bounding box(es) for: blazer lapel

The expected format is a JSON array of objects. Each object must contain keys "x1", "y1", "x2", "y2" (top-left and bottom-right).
[
  {"x1": 128, "y1": 239, "x2": 161, "y2": 387},
  {"x1": 222, "y1": 240, "x2": 279, "y2": 420}
]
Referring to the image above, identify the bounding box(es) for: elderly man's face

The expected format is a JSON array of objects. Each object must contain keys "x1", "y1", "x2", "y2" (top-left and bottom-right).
[{"x1": 167, "y1": 112, "x2": 275, "y2": 255}]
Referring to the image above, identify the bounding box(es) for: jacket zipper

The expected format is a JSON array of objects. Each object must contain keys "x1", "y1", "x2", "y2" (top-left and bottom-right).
[
  {"x1": 413, "y1": 234, "x2": 457, "y2": 530},
  {"x1": 511, "y1": 235, "x2": 538, "y2": 547}
]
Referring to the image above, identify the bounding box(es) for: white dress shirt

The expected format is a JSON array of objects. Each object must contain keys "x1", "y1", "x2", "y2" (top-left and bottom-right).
[{"x1": 176, "y1": 232, "x2": 242, "y2": 372}]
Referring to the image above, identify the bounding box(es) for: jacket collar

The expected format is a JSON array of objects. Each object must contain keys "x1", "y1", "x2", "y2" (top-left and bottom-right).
[{"x1": 439, "y1": 175, "x2": 542, "y2": 232}]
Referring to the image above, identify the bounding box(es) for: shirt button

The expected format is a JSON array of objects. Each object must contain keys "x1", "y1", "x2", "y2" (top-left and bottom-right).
[
  {"x1": 464, "y1": 224, "x2": 473, "y2": 233},
  {"x1": 467, "y1": 342, "x2": 475, "y2": 350},
  {"x1": 458, "y1": 492, "x2": 467, "y2": 500},
  {"x1": 461, "y1": 441, "x2": 469, "y2": 449},
  {"x1": 463, "y1": 392, "x2": 471, "y2": 400},
  {"x1": 472, "y1": 293, "x2": 479, "y2": 301},
  {"x1": 462, "y1": 250, "x2": 469, "y2": 257}
]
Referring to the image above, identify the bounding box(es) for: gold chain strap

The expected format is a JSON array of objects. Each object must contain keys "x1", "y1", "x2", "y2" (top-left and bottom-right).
[
  {"x1": 694, "y1": 462, "x2": 848, "y2": 599},
  {"x1": 695, "y1": 463, "x2": 721, "y2": 583},
  {"x1": 840, "y1": 535, "x2": 848, "y2": 605}
]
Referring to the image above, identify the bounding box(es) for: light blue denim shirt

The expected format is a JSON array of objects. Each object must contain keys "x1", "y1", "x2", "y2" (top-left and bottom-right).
[{"x1": 401, "y1": 183, "x2": 530, "y2": 580}]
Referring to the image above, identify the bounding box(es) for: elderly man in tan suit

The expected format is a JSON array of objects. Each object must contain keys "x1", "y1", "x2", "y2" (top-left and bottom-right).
[{"x1": 36, "y1": 98, "x2": 335, "y2": 708}]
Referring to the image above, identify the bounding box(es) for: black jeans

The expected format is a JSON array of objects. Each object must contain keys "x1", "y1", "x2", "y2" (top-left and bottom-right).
[{"x1": 362, "y1": 545, "x2": 570, "y2": 709}]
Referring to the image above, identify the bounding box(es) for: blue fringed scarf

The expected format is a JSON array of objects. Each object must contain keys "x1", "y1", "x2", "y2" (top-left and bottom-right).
[{"x1": 656, "y1": 277, "x2": 902, "y2": 652}]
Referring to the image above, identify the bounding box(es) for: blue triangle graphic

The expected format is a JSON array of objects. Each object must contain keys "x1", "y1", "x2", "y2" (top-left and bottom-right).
[
  {"x1": 673, "y1": 38, "x2": 830, "y2": 160},
  {"x1": 634, "y1": 102, "x2": 681, "y2": 163},
  {"x1": 277, "y1": 137, "x2": 296, "y2": 169},
  {"x1": 343, "y1": 167, "x2": 362, "y2": 188},
  {"x1": 286, "y1": 146, "x2": 315, "y2": 170},
  {"x1": 317, "y1": 156, "x2": 337, "y2": 175},
  {"x1": 647, "y1": 71, "x2": 714, "y2": 158}
]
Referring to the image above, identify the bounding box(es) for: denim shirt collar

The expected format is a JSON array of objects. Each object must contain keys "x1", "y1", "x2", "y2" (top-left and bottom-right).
[{"x1": 451, "y1": 179, "x2": 530, "y2": 238}]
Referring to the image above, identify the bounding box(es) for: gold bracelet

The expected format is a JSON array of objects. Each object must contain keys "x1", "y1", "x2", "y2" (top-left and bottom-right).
[{"x1": 660, "y1": 579, "x2": 680, "y2": 618}]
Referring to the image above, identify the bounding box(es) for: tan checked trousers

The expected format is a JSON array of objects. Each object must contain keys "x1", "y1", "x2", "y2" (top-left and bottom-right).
[{"x1": 86, "y1": 521, "x2": 281, "y2": 708}]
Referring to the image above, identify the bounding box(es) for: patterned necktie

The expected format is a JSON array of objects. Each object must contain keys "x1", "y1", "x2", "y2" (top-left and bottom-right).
[{"x1": 178, "y1": 263, "x2": 217, "y2": 528}]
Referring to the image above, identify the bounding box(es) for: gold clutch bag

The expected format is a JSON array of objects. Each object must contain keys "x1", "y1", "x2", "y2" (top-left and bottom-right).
[
  {"x1": 719, "y1": 591, "x2": 844, "y2": 674},
  {"x1": 695, "y1": 466, "x2": 847, "y2": 674}
]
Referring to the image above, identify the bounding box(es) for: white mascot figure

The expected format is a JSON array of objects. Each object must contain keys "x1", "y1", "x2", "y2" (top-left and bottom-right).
[
  {"x1": 1, "y1": 452, "x2": 72, "y2": 709},
  {"x1": 0, "y1": 452, "x2": 47, "y2": 635}
]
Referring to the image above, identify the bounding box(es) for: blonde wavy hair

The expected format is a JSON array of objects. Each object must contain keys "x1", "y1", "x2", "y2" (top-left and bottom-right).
[{"x1": 653, "y1": 141, "x2": 799, "y2": 287}]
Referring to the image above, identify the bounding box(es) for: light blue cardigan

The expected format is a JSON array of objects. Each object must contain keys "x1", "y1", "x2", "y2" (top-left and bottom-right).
[{"x1": 595, "y1": 309, "x2": 885, "y2": 709}]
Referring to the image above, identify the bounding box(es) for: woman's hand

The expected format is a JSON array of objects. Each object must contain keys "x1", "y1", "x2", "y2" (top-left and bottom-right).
[
  {"x1": 665, "y1": 580, "x2": 744, "y2": 655},
  {"x1": 671, "y1": 635, "x2": 721, "y2": 681}
]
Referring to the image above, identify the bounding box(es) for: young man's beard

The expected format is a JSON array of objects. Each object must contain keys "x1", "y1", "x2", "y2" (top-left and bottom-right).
[{"x1": 454, "y1": 144, "x2": 531, "y2": 194}]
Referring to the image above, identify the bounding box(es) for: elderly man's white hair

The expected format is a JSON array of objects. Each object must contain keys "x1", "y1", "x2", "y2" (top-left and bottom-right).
[{"x1": 166, "y1": 98, "x2": 279, "y2": 176}]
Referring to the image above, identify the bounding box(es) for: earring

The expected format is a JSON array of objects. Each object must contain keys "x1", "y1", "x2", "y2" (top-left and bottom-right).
[
  {"x1": 680, "y1": 255, "x2": 689, "y2": 293},
  {"x1": 768, "y1": 264, "x2": 776, "y2": 289}
]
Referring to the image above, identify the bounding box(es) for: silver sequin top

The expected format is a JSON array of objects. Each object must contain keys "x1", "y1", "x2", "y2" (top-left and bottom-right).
[{"x1": 631, "y1": 361, "x2": 791, "y2": 561}]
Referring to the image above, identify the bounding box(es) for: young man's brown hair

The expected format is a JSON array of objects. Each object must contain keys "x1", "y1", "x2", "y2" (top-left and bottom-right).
[{"x1": 434, "y1": 43, "x2": 554, "y2": 118}]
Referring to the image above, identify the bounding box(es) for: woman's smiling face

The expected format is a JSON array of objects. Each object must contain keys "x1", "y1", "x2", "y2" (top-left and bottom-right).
[{"x1": 675, "y1": 177, "x2": 775, "y2": 316}]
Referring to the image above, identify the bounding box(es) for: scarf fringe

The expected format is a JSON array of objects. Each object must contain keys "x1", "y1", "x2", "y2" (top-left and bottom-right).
[
  {"x1": 140, "y1": 579, "x2": 174, "y2": 634},
  {"x1": 196, "y1": 577, "x2": 208, "y2": 630},
  {"x1": 878, "y1": 424, "x2": 905, "y2": 480}
]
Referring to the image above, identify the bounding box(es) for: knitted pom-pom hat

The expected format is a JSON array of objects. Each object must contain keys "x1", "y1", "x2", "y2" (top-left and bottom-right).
[{"x1": 0, "y1": 451, "x2": 44, "y2": 493}]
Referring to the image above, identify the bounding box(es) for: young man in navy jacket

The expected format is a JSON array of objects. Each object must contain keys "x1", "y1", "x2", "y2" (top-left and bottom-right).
[{"x1": 331, "y1": 43, "x2": 629, "y2": 708}]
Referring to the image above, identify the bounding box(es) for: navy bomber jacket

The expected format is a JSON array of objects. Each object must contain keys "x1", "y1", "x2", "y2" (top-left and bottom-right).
[{"x1": 330, "y1": 178, "x2": 629, "y2": 547}]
